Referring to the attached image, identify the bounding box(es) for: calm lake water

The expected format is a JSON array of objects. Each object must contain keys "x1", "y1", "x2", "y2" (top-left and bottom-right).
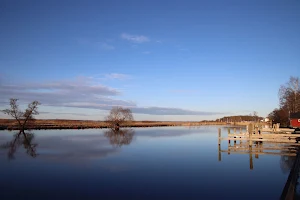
[{"x1": 0, "y1": 126, "x2": 292, "y2": 200}]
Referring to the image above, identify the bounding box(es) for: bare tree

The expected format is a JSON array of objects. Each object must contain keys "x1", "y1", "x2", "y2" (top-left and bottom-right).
[
  {"x1": 253, "y1": 111, "x2": 258, "y2": 122},
  {"x1": 268, "y1": 106, "x2": 290, "y2": 127},
  {"x1": 105, "y1": 107, "x2": 134, "y2": 130},
  {"x1": 2, "y1": 98, "x2": 41, "y2": 131},
  {"x1": 279, "y1": 76, "x2": 300, "y2": 113}
]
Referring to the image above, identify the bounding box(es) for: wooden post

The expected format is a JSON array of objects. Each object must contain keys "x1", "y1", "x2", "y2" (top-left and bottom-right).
[
  {"x1": 227, "y1": 128, "x2": 231, "y2": 145},
  {"x1": 249, "y1": 146, "x2": 253, "y2": 170},
  {"x1": 234, "y1": 128, "x2": 236, "y2": 134},
  {"x1": 249, "y1": 139, "x2": 252, "y2": 147},
  {"x1": 218, "y1": 144, "x2": 221, "y2": 161},
  {"x1": 240, "y1": 127, "x2": 242, "y2": 134},
  {"x1": 248, "y1": 123, "x2": 253, "y2": 147},
  {"x1": 218, "y1": 128, "x2": 221, "y2": 145},
  {"x1": 255, "y1": 141, "x2": 259, "y2": 159},
  {"x1": 255, "y1": 127, "x2": 258, "y2": 135},
  {"x1": 233, "y1": 140, "x2": 237, "y2": 151},
  {"x1": 259, "y1": 142, "x2": 262, "y2": 154},
  {"x1": 228, "y1": 140, "x2": 231, "y2": 155},
  {"x1": 218, "y1": 128, "x2": 221, "y2": 161}
]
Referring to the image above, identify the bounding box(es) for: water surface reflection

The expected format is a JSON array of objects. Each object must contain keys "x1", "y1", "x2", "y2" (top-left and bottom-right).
[
  {"x1": 104, "y1": 128, "x2": 135, "y2": 147},
  {"x1": 0, "y1": 131, "x2": 37, "y2": 159},
  {"x1": 0, "y1": 127, "x2": 292, "y2": 199}
]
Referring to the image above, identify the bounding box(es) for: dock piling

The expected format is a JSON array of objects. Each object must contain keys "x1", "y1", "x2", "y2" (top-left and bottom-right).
[
  {"x1": 255, "y1": 141, "x2": 259, "y2": 159},
  {"x1": 249, "y1": 147, "x2": 253, "y2": 170},
  {"x1": 218, "y1": 128, "x2": 221, "y2": 145},
  {"x1": 218, "y1": 144, "x2": 221, "y2": 161}
]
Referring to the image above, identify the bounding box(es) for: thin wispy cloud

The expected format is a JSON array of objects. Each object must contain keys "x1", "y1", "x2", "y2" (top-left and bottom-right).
[
  {"x1": 89, "y1": 73, "x2": 132, "y2": 81},
  {"x1": 76, "y1": 38, "x2": 115, "y2": 51},
  {"x1": 39, "y1": 111, "x2": 97, "y2": 116},
  {"x1": 121, "y1": 33, "x2": 150, "y2": 43},
  {"x1": 75, "y1": 38, "x2": 91, "y2": 45},
  {"x1": 104, "y1": 73, "x2": 131, "y2": 80},
  {"x1": 170, "y1": 90, "x2": 198, "y2": 94},
  {"x1": 142, "y1": 51, "x2": 151, "y2": 54},
  {"x1": 130, "y1": 107, "x2": 225, "y2": 116},
  {"x1": 0, "y1": 76, "x2": 135, "y2": 108},
  {"x1": 0, "y1": 76, "x2": 224, "y2": 116},
  {"x1": 100, "y1": 43, "x2": 115, "y2": 50}
]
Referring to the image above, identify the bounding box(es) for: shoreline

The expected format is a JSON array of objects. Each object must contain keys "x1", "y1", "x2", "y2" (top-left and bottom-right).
[
  {"x1": 0, "y1": 119, "x2": 268, "y2": 130},
  {"x1": 0, "y1": 119, "x2": 240, "y2": 130}
]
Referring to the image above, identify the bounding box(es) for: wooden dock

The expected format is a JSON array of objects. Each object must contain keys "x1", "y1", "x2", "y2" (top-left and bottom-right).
[
  {"x1": 217, "y1": 125, "x2": 300, "y2": 199},
  {"x1": 280, "y1": 150, "x2": 300, "y2": 200}
]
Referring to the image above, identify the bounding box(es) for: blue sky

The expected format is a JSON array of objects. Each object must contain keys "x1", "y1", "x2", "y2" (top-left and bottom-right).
[{"x1": 0, "y1": 0, "x2": 300, "y2": 121}]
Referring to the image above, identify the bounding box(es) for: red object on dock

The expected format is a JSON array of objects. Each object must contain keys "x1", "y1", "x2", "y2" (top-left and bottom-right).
[{"x1": 290, "y1": 112, "x2": 300, "y2": 128}]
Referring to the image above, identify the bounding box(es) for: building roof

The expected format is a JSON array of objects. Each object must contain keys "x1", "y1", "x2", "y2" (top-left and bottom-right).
[{"x1": 290, "y1": 112, "x2": 300, "y2": 119}]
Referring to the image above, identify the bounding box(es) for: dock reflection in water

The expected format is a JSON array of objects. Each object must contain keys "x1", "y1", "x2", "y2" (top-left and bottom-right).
[{"x1": 219, "y1": 138, "x2": 299, "y2": 171}]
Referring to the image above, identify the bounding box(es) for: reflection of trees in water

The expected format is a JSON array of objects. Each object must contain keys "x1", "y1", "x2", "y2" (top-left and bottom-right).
[
  {"x1": 279, "y1": 145, "x2": 300, "y2": 198},
  {"x1": 104, "y1": 128, "x2": 135, "y2": 147},
  {"x1": 0, "y1": 131, "x2": 38, "y2": 159},
  {"x1": 280, "y1": 155, "x2": 296, "y2": 174},
  {"x1": 280, "y1": 145, "x2": 299, "y2": 174}
]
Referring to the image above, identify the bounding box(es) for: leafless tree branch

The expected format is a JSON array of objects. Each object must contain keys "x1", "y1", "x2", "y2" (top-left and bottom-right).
[
  {"x1": 105, "y1": 107, "x2": 134, "y2": 130},
  {"x1": 2, "y1": 98, "x2": 41, "y2": 131}
]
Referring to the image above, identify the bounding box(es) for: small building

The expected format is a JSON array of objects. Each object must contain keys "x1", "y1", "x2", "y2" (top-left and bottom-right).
[
  {"x1": 264, "y1": 117, "x2": 269, "y2": 122},
  {"x1": 290, "y1": 112, "x2": 300, "y2": 128}
]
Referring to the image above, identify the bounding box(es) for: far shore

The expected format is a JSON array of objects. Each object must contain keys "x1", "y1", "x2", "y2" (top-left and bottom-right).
[{"x1": 0, "y1": 119, "x2": 267, "y2": 130}]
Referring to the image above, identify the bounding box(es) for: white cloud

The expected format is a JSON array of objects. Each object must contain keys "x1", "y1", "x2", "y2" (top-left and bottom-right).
[
  {"x1": 0, "y1": 76, "x2": 226, "y2": 117},
  {"x1": 104, "y1": 73, "x2": 131, "y2": 80},
  {"x1": 0, "y1": 76, "x2": 135, "y2": 109},
  {"x1": 121, "y1": 33, "x2": 150, "y2": 43}
]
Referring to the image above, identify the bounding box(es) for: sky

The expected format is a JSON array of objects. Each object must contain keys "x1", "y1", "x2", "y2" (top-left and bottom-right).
[{"x1": 0, "y1": 0, "x2": 300, "y2": 121}]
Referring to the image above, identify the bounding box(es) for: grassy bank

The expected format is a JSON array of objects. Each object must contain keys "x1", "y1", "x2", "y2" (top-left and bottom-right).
[{"x1": 0, "y1": 119, "x2": 228, "y2": 130}]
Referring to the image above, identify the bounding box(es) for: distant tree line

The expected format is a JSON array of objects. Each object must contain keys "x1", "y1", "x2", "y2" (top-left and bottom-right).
[
  {"x1": 216, "y1": 113, "x2": 263, "y2": 123},
  {"x1": 268, "y1": 76, "x2": 300, "y2": 127}
]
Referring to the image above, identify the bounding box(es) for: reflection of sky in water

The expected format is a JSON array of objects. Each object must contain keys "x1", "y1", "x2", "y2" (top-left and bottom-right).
[{"x1": 0, "y1": 127, "x2": 292, "y2": 199}]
